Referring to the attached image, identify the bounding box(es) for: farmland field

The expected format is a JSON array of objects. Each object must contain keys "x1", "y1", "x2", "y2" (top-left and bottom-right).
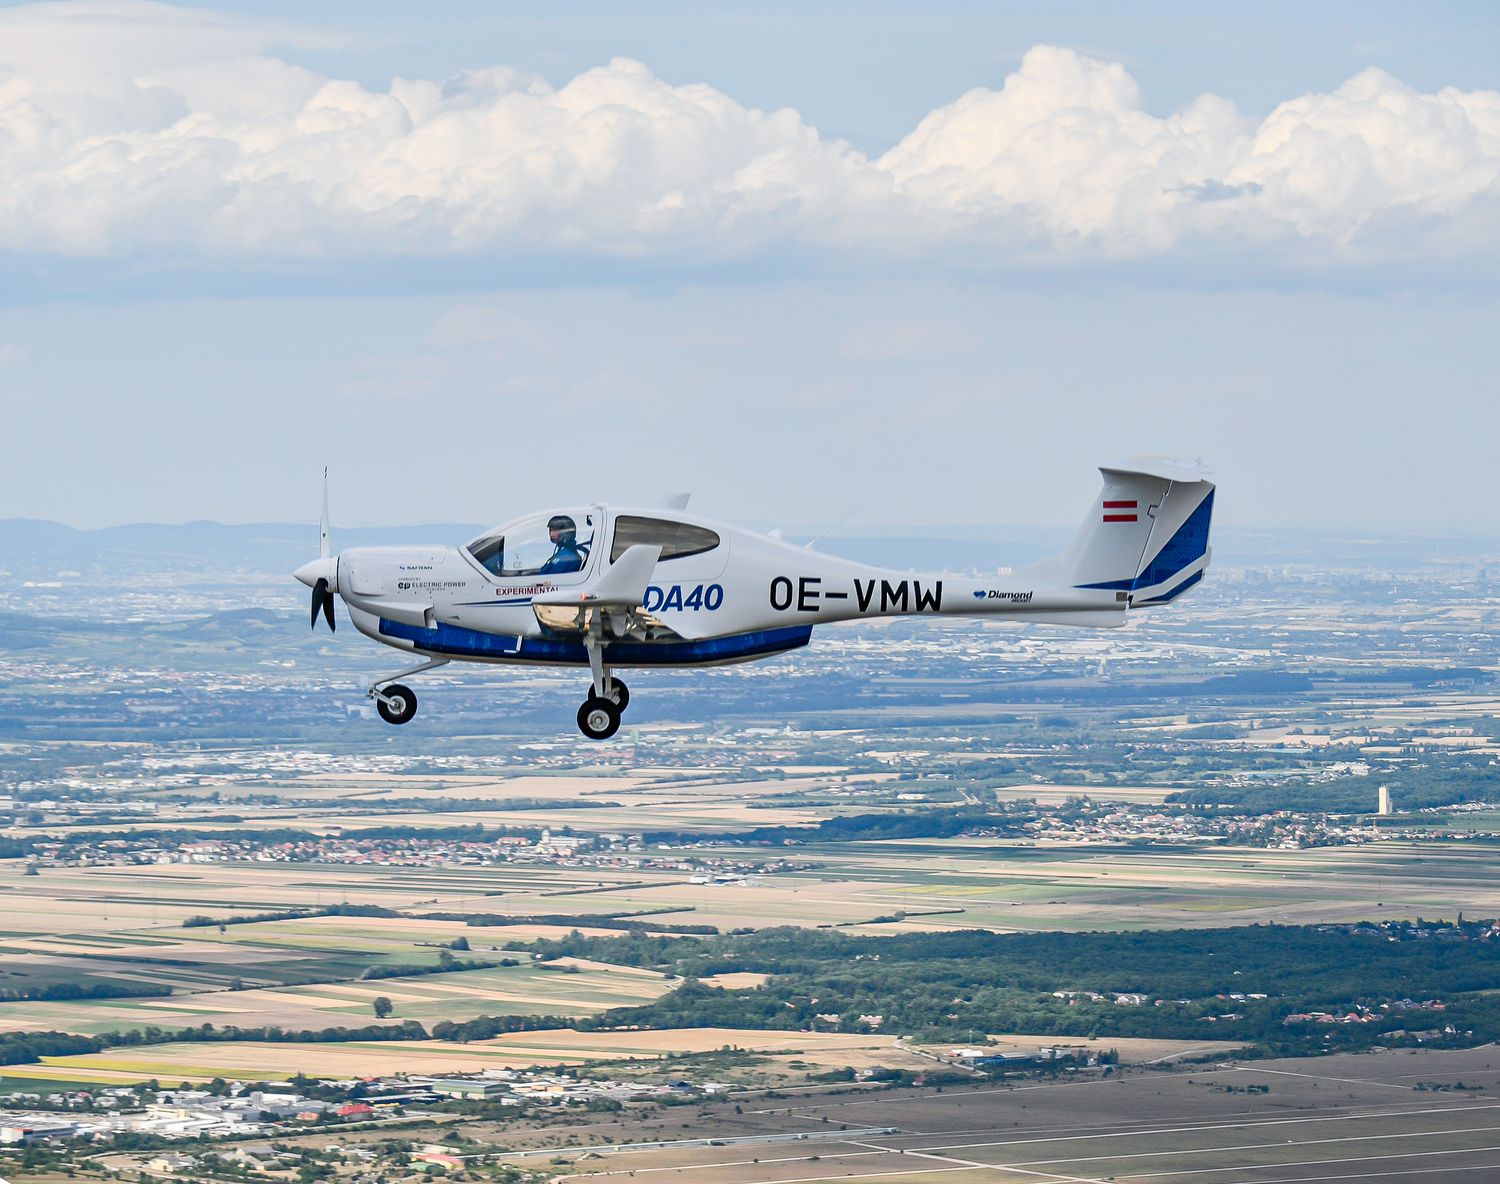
[
  {"x1": 19, "y1": 1026, "x2": 940, "y2": 1084},
  {"x1": 5, "y1": 834, "x2": 1500, "y2": 1042},
  {"x1": 0, "y1": 955, "x2": 673, "y2": 1036}
]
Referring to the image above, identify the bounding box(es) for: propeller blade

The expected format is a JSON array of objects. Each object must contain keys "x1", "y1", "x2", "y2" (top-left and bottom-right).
[
  {"x1": 311, "y1": 577, "x2": 329, "y2": 631},
  {"x1": 322, "y1": 584, "x2": 336, "y2": 632},
  {"x1": 320, "y1": 467, "x2": 331, "y2": 560}
]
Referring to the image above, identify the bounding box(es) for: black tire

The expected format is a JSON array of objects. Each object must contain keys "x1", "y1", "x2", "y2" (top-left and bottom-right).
[
  {"x1": 577, "y1": 697, "x2": 621, "y2": 740},
  {"x1": 587, "y1": 678, "x2": 630, "y2": 712},
  {"x1": 376, "y1": 683, "x2": 418, "y2": 725}
]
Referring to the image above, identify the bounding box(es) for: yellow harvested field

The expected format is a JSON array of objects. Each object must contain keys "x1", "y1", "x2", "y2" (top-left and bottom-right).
[
  {"x1": 700, "y1": 972, "x2": 770, "y2": 989},
  {"x1": 0, "y1": 861, "x2": 676, "y2": 935},
  {"x1": 167, "y1": 769, "x2": 866, "y2": 831},
  {"x1": 483, "y1": 1027, "x2": 890, "y2": 1057},
  {"x1": 982, "y1": 1034, "x2": 1250, "y2": 1063},
  {"x1": 0, "y1": 958, "x2": 673, "y2": 1036},
  {"x1": 253, "y1": 914, "x2": 631, "y2": 943},
  {"x1": 0, "y1": 1063, "x2": 267, "y2": 1087},
  {"x1": 991, "y1": 782, "x2": 1174, "y2": 803},
  {"x1": 30, "y1": 1028, "x2": 924, "y2": 1083},
  {"x1": 510, "y1": 877, "x2": 908, "y2": 932},
  {"x1": 312, "y1": 773, "x2": 658, "y2": 800}
]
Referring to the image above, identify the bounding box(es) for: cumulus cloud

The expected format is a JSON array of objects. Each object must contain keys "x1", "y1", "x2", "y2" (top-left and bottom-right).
[{"x1": 2, "y1": 3, "x2": 1498, "y2": 264}]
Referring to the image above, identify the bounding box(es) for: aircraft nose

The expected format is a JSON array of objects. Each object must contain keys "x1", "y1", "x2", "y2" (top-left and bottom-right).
[{"x1": 294, "y1": 557, "x2": 337, "y2": 590}]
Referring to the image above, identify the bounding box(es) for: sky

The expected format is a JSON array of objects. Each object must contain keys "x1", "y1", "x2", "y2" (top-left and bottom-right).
[{"x1": 1, "y1": 1, "x2": 1497, "y2": 531}]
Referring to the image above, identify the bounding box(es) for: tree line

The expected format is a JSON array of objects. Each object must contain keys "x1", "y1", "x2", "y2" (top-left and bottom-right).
[{"x1": 643, "y1": 808, "x2": 1026, "y2": 847}]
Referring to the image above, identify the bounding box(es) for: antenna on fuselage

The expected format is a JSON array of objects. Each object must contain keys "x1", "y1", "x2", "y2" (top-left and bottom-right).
[{"x1": 803, "y1": 508, "x2": 857, "y2": 551}]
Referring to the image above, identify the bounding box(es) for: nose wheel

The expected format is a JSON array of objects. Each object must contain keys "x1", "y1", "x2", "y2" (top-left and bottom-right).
[
  {"x1": 577, "y1": 677, "x2": 629, "y2": 739},
  {"x1": 366, "y1": 657, "x2": 448, "y2": 727},
  {"x1": 375, "y1": 683, "x2": 418, "y2": 725}
]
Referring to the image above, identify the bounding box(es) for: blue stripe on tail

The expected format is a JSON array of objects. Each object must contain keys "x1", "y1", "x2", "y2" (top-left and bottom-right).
[{"x1": 1077, "y1": 489, "x2": 1214, "y2": 593}]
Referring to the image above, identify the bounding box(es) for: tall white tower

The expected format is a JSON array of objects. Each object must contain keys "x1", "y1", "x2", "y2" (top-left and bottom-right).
[{"x1": 1378, "y1": 786, "x2": 1392, "y2": 816}]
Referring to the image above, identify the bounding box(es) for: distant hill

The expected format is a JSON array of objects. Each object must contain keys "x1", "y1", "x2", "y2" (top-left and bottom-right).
[
  {"x1": 0, "y1": 519, "x2": 487, "y2": 573},
  {"x1": 0, "y1": 517, "x2": 1068, "y2": 579},
  {"x1": 4, "y1": 518, "x2": 1498, "y2": 578}
]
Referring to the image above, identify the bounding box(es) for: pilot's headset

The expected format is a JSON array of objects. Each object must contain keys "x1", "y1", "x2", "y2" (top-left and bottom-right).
[{"x1": 548, "y1": 515, "x2": 578, "y2": 544}]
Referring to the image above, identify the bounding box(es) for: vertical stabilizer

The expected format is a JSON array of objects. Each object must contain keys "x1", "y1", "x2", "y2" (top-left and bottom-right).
[{"x1": 1060, "y1": 463, "x2": 1215, "y2": 606}]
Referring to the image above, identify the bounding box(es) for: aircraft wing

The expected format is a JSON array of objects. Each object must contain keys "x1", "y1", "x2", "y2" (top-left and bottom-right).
[
  {"x1": 532, "y1": 544, "x2": 662, "y2": 631},
  {"x1": 352, "y1": 597, "x2": 434, "y2": 629}
]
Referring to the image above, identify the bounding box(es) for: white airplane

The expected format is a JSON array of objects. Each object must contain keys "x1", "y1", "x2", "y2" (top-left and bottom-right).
[{"x1": 294, "y1": 463, "x2": 1214, "y2": 740}]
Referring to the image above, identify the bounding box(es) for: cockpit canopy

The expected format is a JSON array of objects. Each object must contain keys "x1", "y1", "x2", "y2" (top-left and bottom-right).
[
  {"x1": 466, "y1": 509, "x2": 724, "y2": 581},
  {"x1": 466, "y1": 509, "x2": 597, "y2": 578}
]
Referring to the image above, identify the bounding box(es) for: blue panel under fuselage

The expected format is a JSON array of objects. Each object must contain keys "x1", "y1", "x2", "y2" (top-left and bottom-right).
[{"x1": 377, "y1": 619, "x2": 813, "y2": 666}]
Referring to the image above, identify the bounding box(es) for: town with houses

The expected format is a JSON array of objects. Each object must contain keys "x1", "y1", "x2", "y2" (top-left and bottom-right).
[
  {"x1": 3, "y1": 796, "x2": 1480, "y2": 882},
  {"x1": 0, "y1": 1064, "x2": 740, "y2": 1164}
]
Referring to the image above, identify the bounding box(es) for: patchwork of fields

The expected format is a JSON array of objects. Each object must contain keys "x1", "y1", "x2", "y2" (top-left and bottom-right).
[{"x1": 5, "y1": 831, "x2": 1500, "y2": 1055}]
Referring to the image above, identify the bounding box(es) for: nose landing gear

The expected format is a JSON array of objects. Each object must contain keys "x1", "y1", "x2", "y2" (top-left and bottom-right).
[{"x1": 368, "y1": 656, "x2": 450, "y2": 726}]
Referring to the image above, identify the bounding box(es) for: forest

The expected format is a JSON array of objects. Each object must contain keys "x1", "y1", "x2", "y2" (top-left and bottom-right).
[
  {"x1": 504, "y1": 921, "x2": 1500, "y2": 1054},
  {"x1": 643, "y1": 808, "x2": 1024, "y2": 846}
]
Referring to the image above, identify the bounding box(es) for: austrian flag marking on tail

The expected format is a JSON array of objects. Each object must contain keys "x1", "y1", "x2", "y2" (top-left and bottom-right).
[{"x1": 1102, "y1": 500, "x2": 1138, "y2": 523}]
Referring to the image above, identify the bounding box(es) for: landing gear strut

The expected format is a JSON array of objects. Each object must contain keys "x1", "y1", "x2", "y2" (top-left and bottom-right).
[
  {"x1": 578, "y1": 619, "x2": 629, "y2": 739},
  {"x1": 368, "y1": 656, "x2": 449, "y2": 726},
  {"x1": 588, "y1": 678, "x2": 629, "y2": 712}
]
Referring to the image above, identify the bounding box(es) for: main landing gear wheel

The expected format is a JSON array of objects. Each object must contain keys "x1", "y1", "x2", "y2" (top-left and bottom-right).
[
  {"x1": 577, "y1": 698, "x2": 621, "y2": 740},
  {"x1": 376, "y1": 683, "x2": 418, "y2": 725},
  {"x1": 587, "y1": 678, "x2": 629, "y2": 712}
]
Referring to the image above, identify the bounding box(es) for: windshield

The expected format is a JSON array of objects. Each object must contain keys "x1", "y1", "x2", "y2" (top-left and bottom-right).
[{"x1": 467, "y1": 510, "x2": 597, "y2": 578}]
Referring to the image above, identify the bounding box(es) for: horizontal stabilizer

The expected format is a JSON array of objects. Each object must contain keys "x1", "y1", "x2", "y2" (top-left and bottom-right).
[{"x1": 1024, "y1": 609, "x2": 1129, "y2": 628}]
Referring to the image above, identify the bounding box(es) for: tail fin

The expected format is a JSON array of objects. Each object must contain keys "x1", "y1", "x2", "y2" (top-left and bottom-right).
[{"x1": 1058, "y1": 462, "x2": 1215, "y2": 606}]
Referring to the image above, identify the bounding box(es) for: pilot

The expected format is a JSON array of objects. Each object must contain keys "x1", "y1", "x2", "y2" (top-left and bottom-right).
[{"x1": 539, "y1": 514, "x2": 586, "y2": 575}]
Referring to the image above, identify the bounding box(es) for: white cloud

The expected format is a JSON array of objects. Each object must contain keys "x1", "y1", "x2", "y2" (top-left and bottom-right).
[{"x1": 1, "y1": 4, "x2": 1498, "y2": 265}]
